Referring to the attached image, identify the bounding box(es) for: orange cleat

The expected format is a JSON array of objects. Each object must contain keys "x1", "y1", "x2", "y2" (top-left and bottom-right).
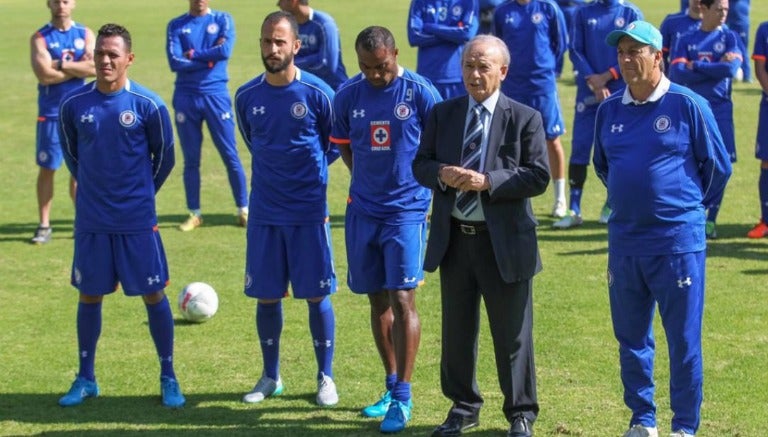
[{"x1": 746, "y1": 220, "x2": 768, "y2": 239}]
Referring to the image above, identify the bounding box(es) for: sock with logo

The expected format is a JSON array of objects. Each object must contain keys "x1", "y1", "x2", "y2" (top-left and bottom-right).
[
  {"x1": 257, "y1": 301, "x2": 283, "y2": 380},
  {"x1": 145, "y1": 295, "x2": 175, "y2": 379},
  {"x1": 77, "y1": 301, "x2": 102, "y2": 381},
  {"x1": 308, "y1": 296, "x2": 335, "y2": 379}
]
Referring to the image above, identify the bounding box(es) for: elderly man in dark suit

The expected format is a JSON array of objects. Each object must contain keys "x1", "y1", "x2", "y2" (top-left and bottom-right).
[{"x1": 412, "y1": 34, "x2": 550, "y2": 437}]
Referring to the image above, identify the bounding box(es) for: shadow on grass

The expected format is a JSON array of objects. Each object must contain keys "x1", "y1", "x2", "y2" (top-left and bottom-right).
[{"x1": 0, "y1": 219, "x2": 74, "y2": 243}]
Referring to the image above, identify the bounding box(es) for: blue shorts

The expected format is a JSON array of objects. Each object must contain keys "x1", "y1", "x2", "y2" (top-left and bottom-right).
[
  {"x1": 244, "y1": 222, "x2": 336, "y2": 299},
  {"x1": 510, "y1": 92, "x2": 565, "y2": 140},
  {"x1": 72, "y1": 229, "x2": 170, "y2": 296},
  {"x1": 36, "y1": 117, "x2": 64, "y2": 170},
  {"x1": 756, "y1": 94, "x2": 768, "y2": 161},
  {"x1": 570, "y1": 96, "x2": 599, "y2": 165},
  {"x1": 714, "y1": 115, "x2": 736, "y2": 163},
  {"x1": 345, "y1": 210, "x2": 426, "y2": 294}
]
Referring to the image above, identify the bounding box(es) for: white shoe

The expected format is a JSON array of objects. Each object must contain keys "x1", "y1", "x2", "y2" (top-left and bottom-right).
[
  {"x1": 552, "y1": 200, "x2": 567, "y2": 218},
  {"x1": 316, "y1": 373, "x2": 338, "y2": 407},
  {"x1": 623, "y1": 424, "x2": 659, "y2": 437},
  {"x1": 243, "y1": 374, "x2": 283, "y2": 403},
  {"x1": 552, "y1": 210, "x2": 583, "y2": 229},
  {"x1": 670, "y1": 431, "x2": 694, "y2": 437}
]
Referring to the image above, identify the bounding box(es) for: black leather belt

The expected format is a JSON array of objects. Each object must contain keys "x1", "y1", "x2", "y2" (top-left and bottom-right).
[{"x1": 452, "y1": 218, "x2": 487, "y2": 235}]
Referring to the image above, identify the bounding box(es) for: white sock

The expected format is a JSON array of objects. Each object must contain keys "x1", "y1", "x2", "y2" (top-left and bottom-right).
[
  {"x1": 553, "y1": 178, "x2": 566, "y2": 202},
  {"x1": 190, "y1": 209, "x2": 201, "y2": 217}
]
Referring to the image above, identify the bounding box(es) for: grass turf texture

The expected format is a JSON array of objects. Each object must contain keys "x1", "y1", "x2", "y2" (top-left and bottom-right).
[{"x1": 0, "y1": 0, "x2": 766, "y2": 435}]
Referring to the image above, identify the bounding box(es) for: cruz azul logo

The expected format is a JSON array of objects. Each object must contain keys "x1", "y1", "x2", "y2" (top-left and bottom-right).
[{"x1": 370, "y1": 121, "x2": 391, "y2": 151}]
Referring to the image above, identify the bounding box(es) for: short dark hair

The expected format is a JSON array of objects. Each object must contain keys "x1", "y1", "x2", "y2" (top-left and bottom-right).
[
  {"x1": 699, "y1": 0, "x2": 716, "y2": 7},
  {"x1": 97, "y1": 23, "x2": 132, "y2": 51},
  {"x1": 355, "y1": 26, "x2": 396, "y2": 53},
  {"x1": 262, "y1": 11, "x2": 299, "y2": 39}
]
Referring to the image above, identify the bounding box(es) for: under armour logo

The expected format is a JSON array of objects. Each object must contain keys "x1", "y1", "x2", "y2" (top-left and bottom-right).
[
  {"x1": 610, "y1": 124, "x2": 624, "y2": 133},
  {"x1": 80, "y1": 350, "x2": 88, "y2": 358},
  {"x1": 181, "y1": 28, "x2": 192, "y2": 34},
  {"x1": 319, "y1": 279, "x2": 332, "y2": 288},
  {"x1": 50, "y1": 42, "x2": 60, "y2": 49},
  {"x1": 252, "y1": 106, "x2": 265, "y2": 115},
  {"x1": 81, "y1": 114, "x2": 94, "y2": 123},
  {"x1": 262, "y1": 338, "x2": 275, "y2": 346},
  {"x1": 677, "y1": 277, "x2": 692, "y2": 288},
  {"x1": 221, "y1": 112, "x2": 232, "y2": 120},
  {"x1": 147, "y1": 275, "x2": 161, "y2": 285},
  {"x1": 159, "y1": 355, "x2": 173, "y2": 363},
  {"x1": 313, "y1": 339, "x2": 332, "y2": 348},
  {"x1": 505, "y1": 15, "x2": 515, "y2": 24},
  {"x1": 402, "y1": 276, "x2": 417, "y2": 284},
  {"x1": 352, "y1": 109, "x2": 365, "y2": 118}
]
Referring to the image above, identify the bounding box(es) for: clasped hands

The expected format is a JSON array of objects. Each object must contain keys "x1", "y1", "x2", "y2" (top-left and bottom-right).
[{"x1": 439, "y1": 165, "x2": 490, "y2": 192}]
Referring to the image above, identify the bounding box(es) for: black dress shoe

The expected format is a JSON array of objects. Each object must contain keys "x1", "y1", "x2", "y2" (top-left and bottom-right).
[
  {"x1": 431, "y1": 411, "x2": 480, "y2": 436},
  {"x1": 507, "y1": 415, "x2": 533, "y2": 437}
]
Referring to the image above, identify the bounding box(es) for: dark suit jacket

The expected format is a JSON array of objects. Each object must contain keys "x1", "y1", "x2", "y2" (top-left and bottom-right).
[{"x1": 412, "y1": 93, "x2": 550, "y2": 283}]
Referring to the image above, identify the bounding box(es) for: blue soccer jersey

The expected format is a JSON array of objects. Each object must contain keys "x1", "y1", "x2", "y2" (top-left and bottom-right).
[
  {"x1": 660, "y1": 11, "x2": 700, "y2": 67},
  {"x1": 295, "y1": 8, "x2": 348, "y2": 91},
  {"x1": 166, "y1": 8, "x2": 234, "y2": 94},
  {"x1": 234, "y1": 69, "x2": 335, "y2": 225},
  {"x1": 593, "y1": 78, "x2": 732, "y2": 256},
  {"x1": 330, "y1": 68, "x2": 441, "y2": 224},
  {"x1": 35, "y1": 22, "x2": 90, "y2": 118},
  {"x1": 493, "y1": 0, "x2": 567, "y2": 96},
  {"x1": 408, "y1": 0, "x2": 479, "y2": 84},
  {"x1": 59, "y1": 81, "x2": 175, "y2": 233},
  {"x1": 569, "y1": 0, "x2": 643, "y2": 95},
  {"x1": 753, "y1": 21, "x2": 768, "y2": 160}
]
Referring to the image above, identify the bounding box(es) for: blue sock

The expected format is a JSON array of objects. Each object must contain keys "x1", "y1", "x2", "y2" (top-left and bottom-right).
[
  {"x1": 385, "y1": 373, "x2": 398, "y2": 392},
  {"x1": 257, "y1": 301, "x2": 282, "y2": 380},
  {"x1": 145, "y1": 295, "x2": 175, "y2": 379},
  {"x1": 77, "y1": 302, "x2": 102, "y2": 381},
  {"x1": 570, "y1": 188, "x2": 583, "y2": 215},
  {"x1": 307, "y1": 297, "x2": 335, "y2": 379},
  {"x1": 707, "y1": 189, "x2": 725, "y2": 222},
  {"x1": 392, "y1": 380, "x2": 412, "y2": 403},
  {"x1": 760, "y1": 168, "x2": 768, "y2": 221}
]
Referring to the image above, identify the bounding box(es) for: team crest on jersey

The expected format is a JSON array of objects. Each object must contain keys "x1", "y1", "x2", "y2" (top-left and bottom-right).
[
  {"x1": 653, "y1": 115, "x2": 672, "y2": 133},
  {"x1": 713, "y1": 42, "x2": 725, "y2": 53},
  {"x1": 207, "y1": 23, "x2": 219, "y2": 34},
  {"x1": 394, "y1": 103, "x2": 412, "y2": 120},
  {"x1": 614, "y1": 17, "x2": 626, "y2": 28},
  {"x1": 452, "y1": 5, "x2": 463, "y2": 16},
  {"x1": 370, "y1": 121, "x2": 391, "y2": 151},
  {"x1": 176, "y1": 112, "x2": 186, "y2": 123},
  {"x1": 291, "y1": 102, "x2": 308, "y2": 119},
  {"x1": 74, "y1": 38, "x2": 85, "y2": 50},
  {"x1": 531, "y1": 13, "x2": 544, "y2": 24},
  {"x1": 119, "y1": 110, "x2": 137, "y2": 128}
]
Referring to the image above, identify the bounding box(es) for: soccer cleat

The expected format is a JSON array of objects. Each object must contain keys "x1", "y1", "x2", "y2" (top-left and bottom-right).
[
  {"x1": 316, "y1": 373, "x2": 339, "y2": 407},
  {"x1": 747, "y1": 220, "x2": 768, "y2": 239},
  {"x1": 243, "y1": 374, "x2": 283, "y2": 403},
  {"x1": 552, "y1": 210, "x2": 583, "y2": 229},
  {"x1": 237, "y1": 209, "x2": 248, "y2": 227},
  {"x1": 161, "y1": 376, "x2": 186, "y2": 408},
  {"x1": 179, "y1": 214, "x2": 202, "y2": 232},
  {"x1": 59, "y1": 376, "x2": 99, "y2": 407},
  {"x1": 361, "y1": 390, "x2": 392, "y2": 417},
  {"x1": 30, "y1": 226, "x2": 52, "y2": 245},
  {"x1": 622, "y1": 424, "x2": 659, "y2": 437},
  {"x1": 551, "y1": 200, "x2": 567, "y2": 218},
  {"x1": 379, "y1": 398, "x2": 413, "y2": 433},
  {"x1": 705, "y1": 220, "x2": 717, "y2": 239},
  {"x1": 669, "y1": 431, "x2": 694, "y2": 437},
  {"x1": 598, "y1": 203, "x2": 612, "y2": 224}
]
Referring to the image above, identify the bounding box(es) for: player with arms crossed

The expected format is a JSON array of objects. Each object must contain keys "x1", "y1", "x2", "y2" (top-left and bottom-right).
[
  {"x1": 57, "y1": 23, "x2": 183, "y2": 409},
  {"x1": 30, "y1": 0, "x2": 95, "y2": 244},
  {"x1": 234, "y1": 11, "x2": 339, "y2": 408}
]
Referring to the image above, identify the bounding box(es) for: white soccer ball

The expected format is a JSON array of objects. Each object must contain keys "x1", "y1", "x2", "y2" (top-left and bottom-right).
[{"x1": 178, "y1": 282, "x2": 218, "y2": 323}]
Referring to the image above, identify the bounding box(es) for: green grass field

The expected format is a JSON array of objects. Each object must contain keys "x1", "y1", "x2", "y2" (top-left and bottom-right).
[{"x1": 0, "y1": 0, "x2": 766, "y2": 435}]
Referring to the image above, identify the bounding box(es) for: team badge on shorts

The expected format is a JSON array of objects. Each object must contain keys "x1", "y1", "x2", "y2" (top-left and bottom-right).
[
  {"x1": 394, "y1": 103, "x2": 412, "y2": 120},
  {"x1": 531, "y1": 13, "x2": 544, "y2": 24},
  {"x1": 291, "y1": 102, "x2": 308, "y2": 119},
  {"x1": 653, "y1": 115, "x2": 672, "y2": 133},
  {"x1": 244, "y1": 272, "x2": 253, "y2": 289},
  {"x1": 74, "y1": 267, "x2": 82, "y2": 285},
  {"x1": 176, "y1": 112, "x2": 186, "y2": 123},
  {"x1": 74, "y1": 38, "x2": 86, "y2": 50},
  {"x1": 606, "y1": 268, "x2": 613, "y2": 287},
  {"x1": 119, "y1": 110, "x2": 137, "y2": 128},
  {"x1": 370, "y1": 121, "x2": 391, "y2": 151},
  {"x1": 614, "y1": 17, "x2": 626, "y2": 28},
  {"x1": 207, "y1": 23, "x2": 219, "y2": 34}
]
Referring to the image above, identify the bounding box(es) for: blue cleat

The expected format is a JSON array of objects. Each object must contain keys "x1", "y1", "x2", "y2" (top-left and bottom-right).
[
  {"x1": 380, "y1": 398, "x2": 413, "y2": 433},
  {"x1": 161, "y1": 376, "x2": 186, "y2": 408},
  {"x1": 362, "y1": 390, "x2": 391, "y2": 417},
  {"x1": 59, "y1": 376, "x2": 99, "y2": 407}
]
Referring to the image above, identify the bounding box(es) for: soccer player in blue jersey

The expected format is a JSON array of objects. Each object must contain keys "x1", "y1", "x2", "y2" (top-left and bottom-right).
[
  {"x1": 553, "y1": 0, "x2": 587, "y2": 77},
  {"x1": 478, "y1": 0, "x2": 505, "y2": 34},
  {"x1": 408, "y1": 0, "x2": 479, "y2": 99},
  {"x1": 553, "y1": 0, "x2": 643, "y2": 229},
  {"x1": 747, "y1": 20, "x2": 768, "y2": 238},
  {"x1": 29, "y1": 0, "x2": 95, "y2": 244},
  {"x1": 660, "y1": 0, "x2": 702, "y2": 70},
  {"x1": 726, "y1": 0, "x2": 750, "y2": 81},
  {"x1": 493, "y1": 0, "x2": 569, "y2": 218},
  {"x1": 277, "y1": 0, "x2": 349, "y2": 91},
  {"x1": 670, "y1": 0, "x2": 742, "y2": 239},
  {"x1": 166, "y1": 0, "x2": 248, "y2": 232},
  {"x1": 330, "y1": 26, "x2": 442, "y2": 433},
  {"x1": 57, "y1": 23, "x2": 184, "y2": 409},
  {"x1": 595, "y1": 21, "x2": 731, "y2": 437},
  {"x1": 234, "y1": 11, "x2": 339, "y2": 408}
]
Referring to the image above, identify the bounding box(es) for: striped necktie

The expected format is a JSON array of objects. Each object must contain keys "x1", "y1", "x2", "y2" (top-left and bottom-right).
[{"x1": 455, "y1": 104, "x2": 484, "y2": 216}]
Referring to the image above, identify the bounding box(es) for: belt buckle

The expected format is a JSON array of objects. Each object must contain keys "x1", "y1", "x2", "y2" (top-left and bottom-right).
[{"x1": 460, "y1": 223, "x2": 476, "y2": 235}]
